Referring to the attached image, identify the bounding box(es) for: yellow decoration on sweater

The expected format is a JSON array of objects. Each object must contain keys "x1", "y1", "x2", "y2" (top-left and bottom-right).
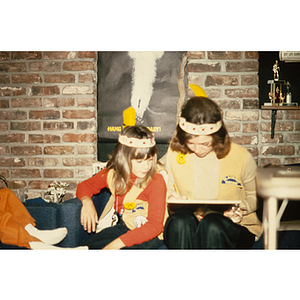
[
  {"x1": 124, "y1": 202, "x2": 136, "y2": 210},
  {"x1": 176, "y1": 153, "x2": 186, "y2": 165}
]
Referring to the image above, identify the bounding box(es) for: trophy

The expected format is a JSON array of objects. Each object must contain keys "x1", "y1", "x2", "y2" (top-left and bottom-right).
[{"x1": 268, "y1": 60, "x2": 286, "y2": 105}]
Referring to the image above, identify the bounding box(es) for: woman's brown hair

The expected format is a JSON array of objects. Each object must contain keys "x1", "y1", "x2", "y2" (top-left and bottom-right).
[
  {"x1": 170, "y1": 97, "x2": 231, "y2": 159},
  {"x1": 106, "y1": 125, "x2": 158, "y2": 195}
]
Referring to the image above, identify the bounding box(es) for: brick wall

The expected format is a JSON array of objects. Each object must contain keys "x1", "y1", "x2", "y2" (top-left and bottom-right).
[
  {"x1": 1, "y1": 51, "x2": 300, "y2": 201},
  {"x1": 187, "y1": 51, "x2": 300, "y2": 166},
  {"x1": 0, "y1": 51, "x2": 97, "y2": 200}
]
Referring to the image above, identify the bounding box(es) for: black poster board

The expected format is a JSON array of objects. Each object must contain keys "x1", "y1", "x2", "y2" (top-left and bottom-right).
[
  {"x1": 97, "y1": 51, "x2": 186, "y2": 161},
  {"x1": 259, "y1": 51, "x2": 300, "y2": 107}
]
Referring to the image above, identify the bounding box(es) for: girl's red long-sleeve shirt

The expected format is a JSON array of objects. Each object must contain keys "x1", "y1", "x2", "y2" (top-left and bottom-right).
[{"x1": 76, "y1": 169, "x2": 167, "y2": 247}]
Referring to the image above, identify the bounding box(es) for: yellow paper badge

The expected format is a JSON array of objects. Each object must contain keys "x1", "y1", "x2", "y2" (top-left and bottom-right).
[
  {"x1": 176, "y1": 153, "x2": 186, "y2": 165},
  {"x1": 124, "y1": 202, "x2": 136, "y2": 210}
]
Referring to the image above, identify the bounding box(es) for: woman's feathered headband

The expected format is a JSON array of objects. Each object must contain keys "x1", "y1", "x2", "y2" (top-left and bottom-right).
[{"x1": 179, "y1": 117, "x2": 222, "y2": 135}]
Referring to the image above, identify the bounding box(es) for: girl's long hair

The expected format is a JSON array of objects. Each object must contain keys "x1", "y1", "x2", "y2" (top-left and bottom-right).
[
  {"x1": 106, "y1": 125, "x2": 158, "y2": 195},
  {"x1": 170, "y1": 97, "x2": 231, "y2": 159}
]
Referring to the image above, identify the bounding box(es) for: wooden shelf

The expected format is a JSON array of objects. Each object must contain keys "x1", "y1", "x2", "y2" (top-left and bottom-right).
[{"x1": 261, "y1": 105, "x2": 300, "y2": 110}]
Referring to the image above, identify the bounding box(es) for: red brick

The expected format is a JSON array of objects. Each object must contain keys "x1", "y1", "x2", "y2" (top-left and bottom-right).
[
  {"x1": 11, "y1": 98, "x2": 42, "y2": 107},
  {"x1": 215, "y1": 99, "x2": 241, "y2": 109},
  {"x1": 62, "y1": 110, "x2": 95, "y2": 119},
  {"x1": 0, "y1": 100, "x2": 9, "y2": 108},
  {"x1": 77, "y1": 121, "x2": 96, "y2": 130},
  {"x1": 28, "y1": 158, "x2": 59, "y2": 167},
  {"x1": 0, "y1": 146, "x2": 9, "y2": 155},
  {"x1": 243, "y1": 123, "x2": 258, "y2": 133},
  {"x1": 10, "y1": 122, "x2": 41, "y2": 131},
  {"x1": 0, "y1": 110, "x2": 27, "y2": 120},
  {"x1": 0, "y1": 157, "x2": 26, "y2": 167},
  {"x1": 0, "y1": 75, "x2": 10, "y2": 84},
  {"x1": 62, "y1": 157, "x2": 95, "y2": 166},
  {"x1": 225, "y1": 88, "x2": 258, "y2": 98},
  {"x1": 62, "y1": 61, "x2": 95, "y2": 71},
  {"x1": 187, "y1": 51, "x2": 205, "y2": 59},
  {"x1": 62, "y1": 133, "x2": 95, "y2": 143},
  {"x1": 0, "y1": 134, "x2": 25, "y2": 143},
  {"x1": 43, "y1": 121, "x2": 74, "y2": 130},
  {"x1": 29, "y1": 61, "x2": 61, "y2": 72},
  {"x1": 7, "y1": 180, "x2": 26, "y2": 189},
  {"x1": 30, "y1": 85, "x2": 60, "y2": 96},
  {"x1": 12, "y1": 74, "x2": 42, "y2": 84},
  {"x1": 62, "y1": 85, "x2": 95, "y2": 95},
  {"x1": 0, "y1": 63, "x2": 26, "y2": 72},
  {"x1": 261, "y1": 145, "x2": 295, "y2": 155},
  {"x1": 261, "y1": 121, "x2": 293, "y2": 132},
  {"x1": 243, "y1": 99, "x2": 259, "y2": 109},
  {"x1": 261, "y1": 133, "x2": 284, "y2": 143},
  {"x1": 286, "y1": 110, "x2": 300, "y2": 120},
  {"x1": 0, "y1": 87, "x2": 26, "y2": 97},
  {"x1": 78, "y1": 98, "x2": 96, "y2": 107},
  {"x1": 225, "y1": 110, "x2": 259, "y2": 121},
  {"x1": 11, "y1": 51, "x2": 42, "y2": 60},
  {"x1": 226, "y1": 61, "x2": 258, "y2": 72},
  {"x1": 11, "y1": 146, "x2": 42, "y2": 156},
  {"x1": 224, "y1": 121, "x2": 240, "y2": 132},
  {"x1": 230, "y1": 135, "x2": 258, "y2": 145},
  {"x1": 29, "y1": 134, "x2": 61, "y2": 143},
  {"x1": 0, "y1": 52, "x2": 9, "y2": 61},
  {"x1": 208, "y1": 51, "x2": 242, "y2": 59},
  {"x1": 44, "y1": 169, "x2": 74, "y2": 178},
  {"x1": 187, "y1": 62, "x2": 221, "y2": 73},
  {"x1": 241, "y1": 75, "x2": 258, "y2": 85},
  {"x1": 246, "y1": 52, "x2": 259, "y2": 59},
  {"x1": 44, "y1": 74, "x2": 75, "y2": 83},
  {"x1": 260, "y1": 158, "x2": 281, "y2": 167},
  {"x1": 11, "y1": 169, "x2": 41, "y2": 178},
  {"x1": 44, "y1": 52, "x2": 75, "y2": 60},
  {"x1": 205, "y1": 75, "x2": 238, "y2": 87},
  {"x1": 44, "y1": 98, "x2": 75, "y2": 107},
  {"x1": 28, "y1": 180, "x2": 53, "y2": 189},
  {"x1": 0, "y1": 122, "x2": 8, "y2": 131},
  {"x1": 78, "y1": 73, "x2": 96, "y2": 83},
  {"x1": 287, "y1": 133, "x2": 300, "y2": 143},
  {"x1": 44, "y1": 146, "x2": 74, "y2": 155},
  {"x1": 29, "y1": 110, "x2": 60, "y2": 120},
  {"x1": 78, "y1": 51, "x2": 97, "y2": 59},
  {"x1": 285, "y1": 157, "x2": 300, "y2": 165},
  {"x1": 78, "y1": 145, "x2": 95, "y2": 154}
]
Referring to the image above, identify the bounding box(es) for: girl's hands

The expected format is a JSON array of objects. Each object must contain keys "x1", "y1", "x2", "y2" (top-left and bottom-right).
[{"x1": 80, "y1": 197, "x2": 98, "y2": 233}]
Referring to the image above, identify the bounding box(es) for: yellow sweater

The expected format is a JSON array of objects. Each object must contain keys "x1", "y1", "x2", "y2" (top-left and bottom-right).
[{"x1": 165, "y1": 143, "x2": 262, "y2": 238}]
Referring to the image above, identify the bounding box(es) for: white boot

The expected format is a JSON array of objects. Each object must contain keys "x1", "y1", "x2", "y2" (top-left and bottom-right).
[{"x1": 25, "y1": 224, "x2": 68, "y2": 245}]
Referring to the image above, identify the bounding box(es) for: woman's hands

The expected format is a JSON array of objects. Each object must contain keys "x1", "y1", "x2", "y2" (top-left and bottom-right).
[
  {"x1": 80, "y1": 196, "x2": 98, "y2": 233},
  {"x1": 223, "y1": 205, "x2": 243, "y2": 223}
]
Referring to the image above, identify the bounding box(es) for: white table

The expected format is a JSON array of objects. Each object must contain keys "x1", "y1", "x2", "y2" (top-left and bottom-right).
[{"x1": 257, "y1": 166, "x2": 300, "y2": 249}]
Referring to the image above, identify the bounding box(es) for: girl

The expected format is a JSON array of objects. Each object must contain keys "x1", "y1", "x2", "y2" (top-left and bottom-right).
[
  {"x1": 163, "y1": 96, "x2": 262, "y2": 249},
  {"x1": 76, "y1": 125, "x2": 167, "y2": 249}
]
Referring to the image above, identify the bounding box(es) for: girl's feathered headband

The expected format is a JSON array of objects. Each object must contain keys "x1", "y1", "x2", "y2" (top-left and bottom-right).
[
  {"x1": 179, "y1": 117, "x2": 222, "y2": 135},
  {"x1": 118, "y1": 134, "x2": 156, "y2": 148}
]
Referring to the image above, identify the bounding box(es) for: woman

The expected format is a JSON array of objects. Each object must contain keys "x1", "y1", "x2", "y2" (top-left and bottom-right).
[
  {"x1": 163, "y1": 96, "x2": 262, "y2": 249},
  {"x1": 76, "y1": 125, "x2": 168, "y2": 249}
]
